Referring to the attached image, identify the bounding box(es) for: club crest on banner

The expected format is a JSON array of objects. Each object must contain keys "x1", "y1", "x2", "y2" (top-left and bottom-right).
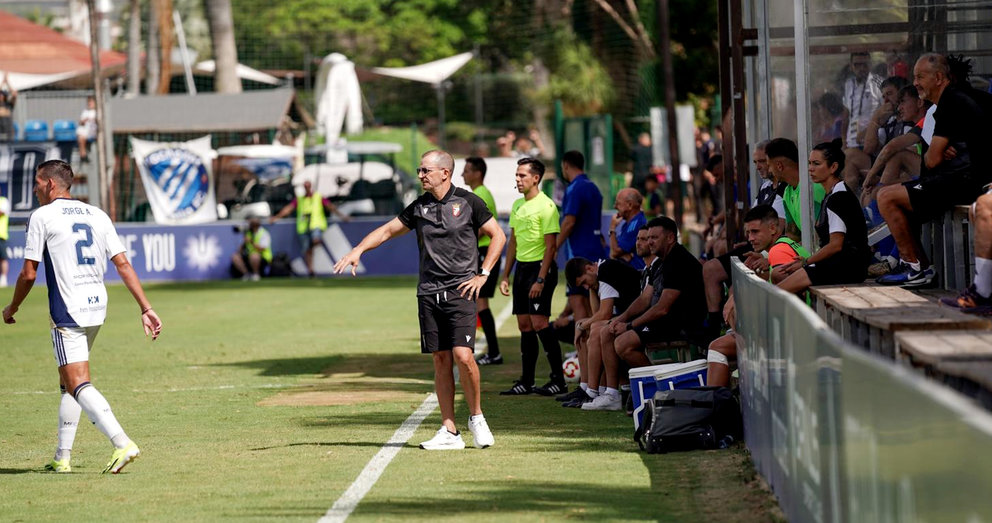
[{"x1": 130, "y1": 136, "x2": 218, "y2": 224}]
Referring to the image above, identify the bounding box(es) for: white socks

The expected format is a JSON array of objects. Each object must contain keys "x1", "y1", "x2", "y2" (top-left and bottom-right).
[
  {"x1": 975, "y1": 257, "x2": 992, "y2": 298},
  {"x1": 55, "y1": 392, "x2": 81, "y2": 461},
  {"x1": 904, "y1": 259, "x2": 922, "y2": 272},
  {"x1": 0, "y1": 274, "x2": 7, "y2": 287},
  {"x1": 605, "y1": 387, "x2": 620, "y2": 398},
  {"x1": 74, "y1": 384, "x2": 129, "y2": 449}
]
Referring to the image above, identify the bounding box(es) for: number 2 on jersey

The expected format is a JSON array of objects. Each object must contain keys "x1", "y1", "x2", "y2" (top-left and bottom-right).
[{"x1": 73, "y1": 223, "x2": 96, "y2": 265}]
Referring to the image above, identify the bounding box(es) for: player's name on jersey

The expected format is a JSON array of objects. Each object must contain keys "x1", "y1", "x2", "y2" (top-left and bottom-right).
[{"x1": 61, "y1": 206, "x2": 93, "y2": 216}]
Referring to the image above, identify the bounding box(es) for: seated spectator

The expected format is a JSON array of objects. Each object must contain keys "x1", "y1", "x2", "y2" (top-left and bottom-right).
[
  {"x1": 642, "y1": 173, "x2": 665, "y2": 219},
  {"x1": 609, "y1": 188, "x2": 647, "y2": 269},
  {"x1": 609, "y1": 216, "x2": 706, "y2": 376},
  {"x1": 706, "y1": 205, "x2": 809, "y2": 388},
  {"x1": 558, "y1": 227, "x2": 658, "y2": 407},
  {"x1": 815, "y1": 92, "x2": 847, "y2": 144},
  {"x1": 564, "y1": 256, "x2": 644, "y2": 411},
  {"x1": 778, "y1": 140, "x2": 870, "y2": 294},
  {"x1": 876, "y1": 53, "x2": 992, "y2": 287},
  {"x1": 231, "y1": 218, "x2": 272, "y2": 281},
  {"x1": 752, "y1": 140, "x2": 786, "y2": 230},
  {"x1": 766, "y1": 138, "x2": 826, "y2": 240},
  {"x1": 843, "y1": 76, "x2": 908, "y2": 196},
  {"x1": 860, "y1": 85, "x2": 930, "y2": 207},
  {"x1": 941, "y1": 191, "x2": 992, "y2": 314}
]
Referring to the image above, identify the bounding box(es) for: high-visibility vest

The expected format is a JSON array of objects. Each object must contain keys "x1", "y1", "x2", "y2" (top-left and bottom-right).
[
  {"x1": 245, "y1": 228, "x2": 273, "y2": 263},
  {"x1": 0, "y1": 196, "x2": 9, "y2": 241},
  {"x1": 768, "y1": 236, "x2": 810, "y2": 283},
  {"x1": 296, "y1": 193, "x2": 327, "y2": 235}
]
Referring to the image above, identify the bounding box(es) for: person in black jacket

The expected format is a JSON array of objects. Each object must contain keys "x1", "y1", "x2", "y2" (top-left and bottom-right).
[{"x1": 778, "y1": 140, "x2": 870, "y2": 294}]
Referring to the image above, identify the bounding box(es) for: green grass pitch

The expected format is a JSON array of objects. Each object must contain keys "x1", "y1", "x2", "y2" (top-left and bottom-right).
[{"x1": 0, "y1": 277, "x2": 781, "y2": 522}]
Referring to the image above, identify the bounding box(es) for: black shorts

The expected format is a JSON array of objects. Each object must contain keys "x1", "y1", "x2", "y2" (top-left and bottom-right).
[
  {"x1": 805, "y1": 254, "x2": 868, "y2": 286},
  {"x1": 632, "y1": 316, "x2": 683, "y2": 345},
  {"x1": 718, "y1": 243, "x2": 754, "y2": 279},
  {"x1": 905, "y1": 175, "x2": 986, "y2": 223},
  {"x1": 0, "y1": 238, "x2": 7, "y2": 260},
  {"x1": 417, "y1": 291, "x2": 477, "y2": 354},
  {"x1": 477, "y1": 245, "x2": 502, "y2": 299},
  {"x1": 512, "y1": 261, "x2": 558, "y2": 316}
]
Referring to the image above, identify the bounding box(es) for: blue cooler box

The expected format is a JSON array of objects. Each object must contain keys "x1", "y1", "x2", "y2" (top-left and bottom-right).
[{"x1": 630, "y1": 359, "x2": 708, "y2": 431}]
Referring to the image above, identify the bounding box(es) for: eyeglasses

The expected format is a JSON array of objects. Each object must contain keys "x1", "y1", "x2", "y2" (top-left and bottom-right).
[{"x1": 416, "y1": 167, "x2": 443, "y2": 175}]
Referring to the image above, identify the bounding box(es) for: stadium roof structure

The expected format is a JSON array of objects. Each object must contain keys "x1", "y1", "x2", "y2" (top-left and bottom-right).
[
  {"x1": 0, "y1": 10, "x2": 126, "y2": 89},
  {"x1": 109, "y1": 87, "x2": 314, "y2": 134}
]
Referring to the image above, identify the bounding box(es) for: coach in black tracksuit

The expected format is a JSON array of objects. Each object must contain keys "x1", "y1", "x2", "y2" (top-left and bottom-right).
[{"x1": 334, "y1": 150, "x2": 506, "y2": 451}]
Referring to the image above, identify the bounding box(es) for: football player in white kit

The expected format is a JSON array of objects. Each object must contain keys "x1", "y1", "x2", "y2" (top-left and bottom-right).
[{"x1": 3, "y1": 160, "x2": 163, "y2": 474}]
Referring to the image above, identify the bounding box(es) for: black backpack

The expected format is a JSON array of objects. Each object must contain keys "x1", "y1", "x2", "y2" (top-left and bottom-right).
[{"x1": 635, "y1": 386, "x2": 742, "y2": 454}]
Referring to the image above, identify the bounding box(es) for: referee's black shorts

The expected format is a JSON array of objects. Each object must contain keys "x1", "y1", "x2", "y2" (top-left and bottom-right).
[
  {"x1": 417, "y1": 291, "x2": 477, "y2": 354},
  {"x1": 477, "y1": 245, "x2": 502, "y2": 299},
  {"x1": 512, "y1": 260, "x2": 558, "y2": 316}
]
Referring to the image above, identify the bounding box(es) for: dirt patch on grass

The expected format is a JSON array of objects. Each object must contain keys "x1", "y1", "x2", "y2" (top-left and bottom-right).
[{"x1": 257, "y1": 374, "x2": 432, "y2": 407}]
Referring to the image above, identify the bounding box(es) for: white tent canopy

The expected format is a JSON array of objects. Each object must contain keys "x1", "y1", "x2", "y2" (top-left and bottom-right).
[
  {"x1": 0, "y1": 69, "x2": 85, "y2": 91},
  {"x1": 370, "y1": 52, "x2": 473, "y2": 86},
  {"x1": 314, "y1": 53, "x2": 364, "y2": 144},
  {"x1": 193, "y1": 61, "x2": 281, "y2": 86}
]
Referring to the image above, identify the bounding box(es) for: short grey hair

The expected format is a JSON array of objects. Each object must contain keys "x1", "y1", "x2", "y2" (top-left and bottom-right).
[{"x1": 422, "y1": 150, "x2": 454, "y2": 172}]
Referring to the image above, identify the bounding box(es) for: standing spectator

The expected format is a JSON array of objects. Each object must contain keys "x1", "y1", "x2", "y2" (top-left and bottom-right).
[
  {"x1": 0, "y1": 192, "x2": 9, "y2": 287},
  {"x1": 333, "y1": 150, "x2": 505, "y2": 450},
  {"x1": 778, "y1": 141, "x2": 870, "y2": 293},
  {"x1": 630, "y1": 132, "x2": 654, "y2": 193},
  {"x1": 230, "y1": 218, "x2": 272, "y2": 281},
  {"x1": 556, "y1": 150, "x2": 606, "y2": 341},
  {"x1": 843, "y1": 52, "x2": 883, "y2": 149},
  {"x1": 3, "y1": 160, "x2": 163, "y2": 474},
  {"x1": 0, "y1": 73, "x2": 16, "y2": 142},
  {"x1": 77, "y1": 96, "x2": 97, "y2": 163},
  {"x1": 499, "y1": 158, "x2": 566, "y2": 396},
  {"x1": 609, "y1": 188, "x2": 647, "y2": 269},
  {"x1": 642, "y1": 173, "x2": 665, "y2": 219},
  {"x1": 461, "y1": 157, "x2": 504, "y2": 366},
  {"x1": 876, "y1": 53, "x2": 992, "y2": 286},
  {"x1": 270, "y1": 180, "x2": 348, "y2": 277},
  {"x1": 513, "y1": 129, "x2": 546, "y2": 159}
]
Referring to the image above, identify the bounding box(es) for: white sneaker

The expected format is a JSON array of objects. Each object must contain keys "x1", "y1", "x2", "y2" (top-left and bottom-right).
[
  {"x1": 468, "y1": 415, "x2": 494, "y2": 448},
  {"x1": 581, "y1": 393, "x2": 621, "y2": 411},
  {"x1": 419, "y1": 427, "x2": 465, "y2": 450},
  {"x1": 251, "y1": 273, "x2": 261, "y2": 281}
]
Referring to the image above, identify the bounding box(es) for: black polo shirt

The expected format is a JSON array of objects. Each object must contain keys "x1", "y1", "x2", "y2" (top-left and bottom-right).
[{"x1": 398, "y1": 185, "x2": 493, "y2": 295}]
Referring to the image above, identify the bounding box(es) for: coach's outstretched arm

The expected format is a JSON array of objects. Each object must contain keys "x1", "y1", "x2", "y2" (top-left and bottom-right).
[
  {"x1": 112, "y1": 253, "x2": 162, "y2": 340},
  {"x1": 333, "y1": 218, "x2": 411, "y2": 276},
  {"x1": 2, "y1": 260, "x2": 38, "y2": 324}
]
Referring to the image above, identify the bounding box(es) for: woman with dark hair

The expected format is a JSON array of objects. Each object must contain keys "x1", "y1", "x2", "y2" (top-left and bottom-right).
[{"x1": 777, "y1": 139, "x2": 871, "y2": 294}]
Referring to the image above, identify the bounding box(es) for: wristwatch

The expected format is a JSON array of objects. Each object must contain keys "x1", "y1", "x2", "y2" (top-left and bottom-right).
[
  {"x1": 536, "y1": 277, "x2": 546, "y2": 284},
  {"x1": 481, "y1": 267, "x2": 491, "y2": 277}
]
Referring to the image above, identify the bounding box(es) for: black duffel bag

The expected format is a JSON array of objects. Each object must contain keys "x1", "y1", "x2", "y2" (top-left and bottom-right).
[{"x1": 635, "y1": 386, "x2": 742, "y2": 454}]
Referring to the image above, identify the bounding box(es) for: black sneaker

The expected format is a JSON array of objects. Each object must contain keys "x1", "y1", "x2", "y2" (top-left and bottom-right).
[
  {"x1": 476, "y1": 354, "x2": 503, "y2": 366},
  {"x1": 533, "y1": 381, "x2": 567, "y2": 396},
  {"x1": 555, "y1": 387, "x2": 587, "y2": 402},
  {"x1": 499, "y1": 381, "x2": 534, "y2": 396},
  {"x1": 562, "y1": 392, "x2": 593, "y2": 408}
]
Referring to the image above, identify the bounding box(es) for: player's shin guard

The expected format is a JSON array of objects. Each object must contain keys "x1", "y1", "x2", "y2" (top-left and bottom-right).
[
  {"x1": 56, "y1": 389, "x2": 82, "y2": 461},
  {"x1": 520, "y1": 331, "x2": 539, "y2": 385},
  {"x1": 537, "y1": 327, "x2": 564, "y2": 382},
  {"x1": 73, "y1": 382, "x2": 129, "y2": 449},
  {"x1": 478, "y1": 308, "x2": 500, "y2": 358}
]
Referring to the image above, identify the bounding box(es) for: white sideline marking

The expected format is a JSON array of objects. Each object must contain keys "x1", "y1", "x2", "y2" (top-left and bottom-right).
[
  {"x1": 319, "y1": 393, "x2": 439, "y2": 523},
  {"x1": 494, "y1": 300, "x2": 513, "y2": 331}
]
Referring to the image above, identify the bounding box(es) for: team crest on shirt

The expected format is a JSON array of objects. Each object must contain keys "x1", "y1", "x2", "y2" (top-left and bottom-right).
[{"x1": 452, "y1": 203, "x2": 462, "y2": 217}]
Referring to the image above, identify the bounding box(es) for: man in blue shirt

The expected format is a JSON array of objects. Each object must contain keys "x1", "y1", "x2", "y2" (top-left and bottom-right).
[
  {"x1": 556, "y1": 150, "x2": 606, "y2": 335},
  {"x1": 608, "y1": 188, "x2": 646, "y2": 269}
]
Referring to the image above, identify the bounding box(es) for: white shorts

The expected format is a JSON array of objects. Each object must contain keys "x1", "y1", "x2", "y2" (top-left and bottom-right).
[{"x1": 51, "y1": 326, "x2": 101, "y2": 366}]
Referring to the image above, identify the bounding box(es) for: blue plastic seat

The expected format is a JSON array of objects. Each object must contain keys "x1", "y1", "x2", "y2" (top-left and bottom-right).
[
  {"x1": 53, "y1": 119, "x2": 77, "y2": 142},
  {"x1": 23, "y1": 120, "x2": 49, "y2": 141}
]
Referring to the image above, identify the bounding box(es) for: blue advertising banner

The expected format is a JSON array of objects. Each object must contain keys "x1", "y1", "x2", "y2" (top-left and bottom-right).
[
  {"x1": 0, "y1": 143, "x2": 62, "y2": 219},
  {"x1": 2, "y1": 218, "x2": 420, "y2": 284}
]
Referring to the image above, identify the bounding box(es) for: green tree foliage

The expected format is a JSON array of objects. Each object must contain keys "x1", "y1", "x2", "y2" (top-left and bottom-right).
[{"x1": 538, "y1": 28, "x2": 616, "y2": 115}]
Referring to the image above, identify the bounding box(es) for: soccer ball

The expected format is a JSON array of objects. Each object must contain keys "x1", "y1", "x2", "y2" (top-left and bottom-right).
[{"x1": 562, "y1": 355, "x2": 581, "y2": 383}]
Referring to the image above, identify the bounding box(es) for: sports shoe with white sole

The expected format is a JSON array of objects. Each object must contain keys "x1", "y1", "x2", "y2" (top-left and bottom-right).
[
  {"x1": 103, "y1": 441, "x2": 140, "y2": 474},
  {"x1": 44, "y1": 458, "x2": 71, "y2": 473},
  {"x1": 419, "y1": 427, "x2": 465, "y2": 450},
  {"x1": 581, "y1": 393, "x2": 622, "y2": 411},
  {"x1": 476, "y1": 354, "x2": 503, "y2": 366},
  {"x1": 467, "y1": 416, "x2": 494, "y2": 448}
]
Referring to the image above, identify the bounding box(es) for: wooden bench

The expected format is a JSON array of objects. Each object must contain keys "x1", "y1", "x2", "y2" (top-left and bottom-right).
[
  {"x1": 894, "y1": 330, "x2": 992, "y2": 368},
  {"x1": 811, "y1": 284, "x2": 991, "y2": 358},
  {"x1": 645, "y1": 340, "x2": 698, "y2": 364}
]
